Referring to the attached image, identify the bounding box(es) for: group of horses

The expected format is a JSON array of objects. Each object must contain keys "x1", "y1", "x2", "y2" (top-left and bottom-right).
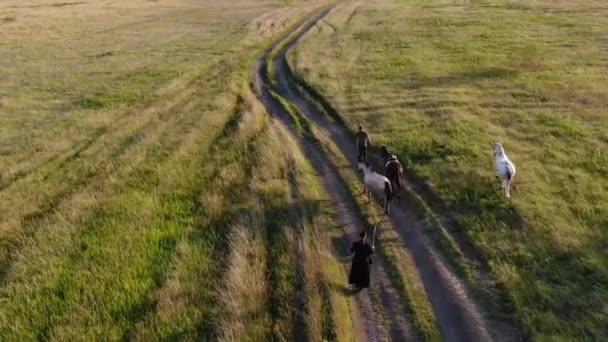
[
  {"x1": 357, "y1": 146, "x2": 403, "y2": 214},
  {"x1": 356, "y1": 142, "x2": 517, "y2": 214}
]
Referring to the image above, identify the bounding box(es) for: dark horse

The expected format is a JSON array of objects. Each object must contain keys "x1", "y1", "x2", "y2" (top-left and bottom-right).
[{"x1": 381, "y1": 146, "x2": 403, "y2": 197}]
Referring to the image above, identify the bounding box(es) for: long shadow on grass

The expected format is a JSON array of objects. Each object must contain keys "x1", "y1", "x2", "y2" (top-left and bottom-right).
[{"x1": 261, "y1": 189, "x2": 337, "y2": 341}]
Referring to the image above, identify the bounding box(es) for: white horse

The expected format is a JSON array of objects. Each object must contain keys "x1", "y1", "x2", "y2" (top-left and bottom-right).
[
  {"x1": 493, "y1": 141, "x2": 516, "y2": 198},
  {"x1": 357, "y1": 161, "x2": 393, "y2": 214}
]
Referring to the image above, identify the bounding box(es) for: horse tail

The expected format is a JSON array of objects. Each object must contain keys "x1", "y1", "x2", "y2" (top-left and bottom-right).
[
  {"x1": 395, "y1": 170, "x2": 401, "y2": 190},
  {"x1": 395, "y1": 164, "x2": 403, "y2": 190},
  {"x1": 389, "y1": 162, "x2": 402, "y2": 190}
]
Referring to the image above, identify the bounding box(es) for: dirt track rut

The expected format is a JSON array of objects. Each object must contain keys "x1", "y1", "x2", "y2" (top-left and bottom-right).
[{"x1": 254, "y1": 3, "x2": 522, "y2": 342}]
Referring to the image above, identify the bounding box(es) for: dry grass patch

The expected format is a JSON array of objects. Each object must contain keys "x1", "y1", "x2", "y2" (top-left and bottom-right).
[{"x1": 218, "y1": 220, "x2": 271, "y2": 341}]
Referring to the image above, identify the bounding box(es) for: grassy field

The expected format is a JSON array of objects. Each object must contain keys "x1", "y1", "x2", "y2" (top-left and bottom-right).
[
  {"x1": 0, "y1": 0, "x2": 363, "y2": 339},
  {"x1": 4, "y1": 0, "x2": 607, "y2": 339},
  {"x1": 289, "y1": 0, "x2": 608, "y2": 339}
]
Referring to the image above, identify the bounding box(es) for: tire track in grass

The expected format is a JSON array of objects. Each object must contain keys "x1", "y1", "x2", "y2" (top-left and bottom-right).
[
  {"x1": 0, "y1": 54, "x2": 246, "y2": 288},
  {"x1": 0, "y1": 27, "x2": 243, "y2": 192},
  {"x1": 128, "y1": 91, "x2": 271, "y2": 340},
  {"x1": 0, "y1": 73, "x2": 252, "y2": 340},
  {"x1": 0, "y1": 73, "x2": 202, "y2": 193},
  {"x1": 285, "y1": 153, "x2": 346, "y2": 341},
  {"x1": 211, "y1": 111, "x2": 298, "y2": 341},
  {"x1": 0, "y1": 127, "x2": 104, "y2": 192},
  {"x1": 192, "y1": 97, "x2": 270, "y2": 340},
  {"x1": 4, "y1": 99, "x2": 206, "y2": 340},
  {"x1": 0, "y1": 52, "x2": 236, "y2": 223},
  {"x1": 0, "y1": 82, "x2": 201, "y2": 284},
  {"x1": 45, "y1": 94, "x2": 258, "y2": 340},
  {"x1": 0, "y1": 91, "x2": 198, "y2": 287},
  {"x1": 121, "y1": 96, "x2": 261, "y2": 340},
  {"x1": 263, "y1": 196, "x2": 297, "y2": 341}
]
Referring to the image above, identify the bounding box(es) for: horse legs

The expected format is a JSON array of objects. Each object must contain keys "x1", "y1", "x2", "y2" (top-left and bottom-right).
[
  {"x1": 397, "y1": 173, "x2": 402, "y2": 191},
  {"x1": 368, "y1": 189, "x2": 371, "y2": 203},
  {"x1": 502, "y1": 178, "x2": 511, "y2": 198},
  {"x1": 394, "y1": 179, "x2": 400, "y2": 199},
  {"x1": 506, "y1": 179, "x2": 512, "y2": 198}
]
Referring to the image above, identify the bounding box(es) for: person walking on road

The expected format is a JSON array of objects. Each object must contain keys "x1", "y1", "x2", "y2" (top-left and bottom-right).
[
  {"x1": 356, "y1": 125, "x2": 372, "y2": 163},
  {"x1": 349, "y1": 230, "x2": 375, "y2": 289}
]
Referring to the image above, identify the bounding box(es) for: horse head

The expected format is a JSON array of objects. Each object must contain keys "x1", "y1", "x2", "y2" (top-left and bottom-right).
[
  {"x1": 492, "y1": 141, "x2": 504, "y2": 157},
  {"x1": 381, "y1": 145, "x2": 389, "y2": 157},
  {"x1": 357, "y1": 161, "x2": 372, "y2": 173},
  {"x1": 357, "y1": 161, "x2": 365, "y2": 171}
]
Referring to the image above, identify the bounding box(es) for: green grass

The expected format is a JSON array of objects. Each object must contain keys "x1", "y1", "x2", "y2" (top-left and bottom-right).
[
  {"x1": 0, "y1": 0, "x2": 362, "y2": 339},
  {"x1": 74, "y1": 68, "x2": 180, "y2": 109},
  {"x1": 288, "y1": 0, "x2": 608, "y2": 339}
]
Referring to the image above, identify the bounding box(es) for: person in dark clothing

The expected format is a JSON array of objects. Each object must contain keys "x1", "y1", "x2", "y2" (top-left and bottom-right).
[
  {"x1": 356, "y1": 125, "x2": 372, "y2": 163},
  {"x1": 349, "y1": 230, "x2": 375, "y2": 289}
]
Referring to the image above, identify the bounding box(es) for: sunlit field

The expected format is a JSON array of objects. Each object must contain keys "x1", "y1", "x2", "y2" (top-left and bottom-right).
[
  {"x1": 3, "y1": 0, "x2": 607, "y2": 339},
  {"x1": 288, "y1": 0, "x2": 608, "y2": 339},
  {"x1": 0, "y1": 0, "x2": 358, "y2": 339}
]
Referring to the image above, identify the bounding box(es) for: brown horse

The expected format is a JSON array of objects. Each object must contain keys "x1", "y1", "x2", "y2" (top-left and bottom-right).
[{"x1": 381, "y1": 146, "x2": 403, "y2": 197}]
